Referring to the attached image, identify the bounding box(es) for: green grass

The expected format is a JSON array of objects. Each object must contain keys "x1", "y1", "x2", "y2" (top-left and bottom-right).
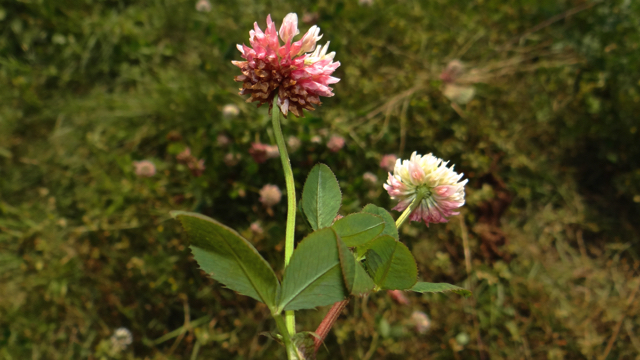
[{"x1": 1, "y1": 0, "x2": 639, "y2": 359}]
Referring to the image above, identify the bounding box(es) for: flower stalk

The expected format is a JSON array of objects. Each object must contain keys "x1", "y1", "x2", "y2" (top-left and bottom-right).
[
  {"x1": 273, "y1": 314, "x2": 298, "y2": 360},
  {"x1": 271, "y1": 96, "x2": 297, "y2": 335},
  {"x1": 395, "y1": 196, "x2": 422, "y2": 228}
]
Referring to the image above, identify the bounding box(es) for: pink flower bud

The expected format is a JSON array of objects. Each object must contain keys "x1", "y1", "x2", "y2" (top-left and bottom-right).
[{"x1": 388, "y1": 290, "x2": 410, "y2": 305}]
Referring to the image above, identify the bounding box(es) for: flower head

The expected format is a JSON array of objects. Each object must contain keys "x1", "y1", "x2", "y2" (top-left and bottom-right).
[
  {"x1": 133, "y1": 160, "x2": 156, "y2": 177},
  {"x1": 232, "y1": 13, "x2": 340, "y2": 117},
  {"x1": 195, "y1": 0, "x2": 211, "y2": 12},
  {"x1": 176, "y1": 147, "x2": 192, "y2": 164},
  {"x1": 362, "y1": 172, "x2": 378, "y2": 184},
  {"x1": 222, "y1": 103, "x2": 240, "y2": 118},
  {"x1": 379, "y1": 154, "x2": 397, "y2": 172},
  {"x1": 383, "y1": 152, "x2": 467, "y2": 226},
  {"x1": 410, "y1": 311, "x2": 431, "y2": 334},
  {"x1": 223, "y1": 152, "x2": 241, "y2": 166},
  {"x1": 216, "y1": 134, "x2": 231, "y2": 147},
  {"x1": 110, "y1": 327, "x2": 133, "y2": 352},
  {"x1": 188, "y1": 158, "x2": 206, "y2": 177},
  {"x1": 250, "y1": 221, "x2": 264, "y2": 234},
  {"x1": 249, "y1": 142, "x2": 280, "y2": 163},
  {"x1": 287, "y1": 135, "x2": 301, "y2": 153},
  {"x1": 326, "y1": 134, "x2": 345, "y2": 152},
  {"x1": 259, "y1": 184, "x2": 282, "y2": 207}
]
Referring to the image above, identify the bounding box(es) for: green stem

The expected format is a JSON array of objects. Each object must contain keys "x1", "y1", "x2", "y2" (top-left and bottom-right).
[
  {"x1": 274, "y1": 314, "x2": 299, "y2": 360},
  {"x1": 395, "y1": 196, "x2": 422, "y2": 228},
  {"x1": 271, "y1": 97, "x2": 297, "y2": 335}
]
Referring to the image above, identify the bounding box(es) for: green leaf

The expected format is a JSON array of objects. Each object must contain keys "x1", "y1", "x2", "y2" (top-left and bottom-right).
[
  {"x1": 410, "y1": 282, "x2": 472, "y2": 298},
  {"x1": 337, "y1": 234, "x2": 375, "y2": 295},
  {"x1": 362, "y1": 204, "x2": 399, "y2": 240},
  {"x1": 332, "y1": 213, "x2": 385, "y2": 247},
  {"x1": 301, "y1": 164, "x2": 342, "y2": 231},
  {"x1": 363, "y1": 235, "x2": 417, "y2": 290},
  {"x1": 279, "y1": 228, "x2": 347, "y2": 311},
  {"x1": 171, "y1": 211, "x2": 280, "y2": 309}
]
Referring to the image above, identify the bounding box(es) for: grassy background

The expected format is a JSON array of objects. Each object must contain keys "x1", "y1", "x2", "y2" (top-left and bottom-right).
[{"x1": 1, "y1": 0, "x2": 640, "y2": 359}]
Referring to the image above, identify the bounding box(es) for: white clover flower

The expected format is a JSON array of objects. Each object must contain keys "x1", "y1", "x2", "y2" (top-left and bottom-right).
[
  {"x1": 222, "y1": 104, "x2": 240, "y2": 118},
  {"x1": 326, "y1": 134, "x2": 345, "y2": 152},
  {"x1": 110, "y1": 327, "x2": 133, "y2": 352},
  {"x1": 133, "y1": 160, "x2": 156, "y2": 177},
  {"x1": 410, "y1": 311, "x2": 431, "y2": 334},
  {"x1": 259, "y1": 184, "x2": 282, "y2": 207},
  {"x1": 362, "y1": 172, "x2": 378, "y2": 184},
  {"x1": 195, "y1": 0, "x2": 211, "y2": 13},
  {"x1": 383, "y1": 152, "x2": 467, "y2": 226},
  {"x1": 287, "y1": 135, "x2": 301, "y2": 153},
  {"x1": 379, "y1": 154, "x2": 397, "y2": 172}
]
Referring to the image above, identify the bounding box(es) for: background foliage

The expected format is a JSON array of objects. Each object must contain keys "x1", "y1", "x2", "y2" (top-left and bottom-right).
[{"x1": 1, "y1": 0, "x2": 639, "y2": 359}]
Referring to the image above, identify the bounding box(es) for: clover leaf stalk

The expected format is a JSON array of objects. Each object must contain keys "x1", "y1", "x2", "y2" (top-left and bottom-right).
[{"x1": 271, "y1": 96, "x2": 297, "y2": 335}]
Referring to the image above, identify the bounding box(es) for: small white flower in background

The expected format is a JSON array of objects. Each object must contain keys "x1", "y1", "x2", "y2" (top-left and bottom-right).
[
  {"x1": 188, "y1": 158, "x2": 206, "y2": 177},
  {"x1": 287, "y1": 136, "x2": 301, "y2": 153},
  {"x1": 223, "y1": 153, "x2": 241, "y2": 166},
  {"x1": 410, "y1": 311, "x2": 431, "y2": 334},
  {"x1": 310, "y1": 135, "x2": 322, "y2": 144},
  {"x1": 110, "y1": 327, "x2": 133, "y2": 352},
  {"x1": 379, "y1": 154, "x2": 397, "y2": 172},
  {"x1": 362, "y1": 172, "x2": 378, "y2": 184},
  {"x1": 326, "y1": 135, "x2": 345, "y2": 152},
  {"x1": 249, "y1": 143, "x2": 280, "y2": 163},
  {"x1": 216, "y1": 134, "x2": 231, "y2": 147},
  {"x1": 176, "y1": 147, "x2": 192, "y2": 164},
  {"x1": 259, "y1": 184, "x2": 282, "y2": 207},
  {"x1": 359, "y1": 0, "x2": 374, "y2": 6},
  {"x1": 222, "y1": 103, "x2": 240, "y2": 118},
  {"x1": 384, "y1": 152, "x2": 467, "y2": 226},
  {"x1": 443, "y1": 84, "x2": 476, "y2": 105},
  {"x1": 440, "y1": 59, "x2": 476, "y2": 105},
  {"x1": 195, "y1": 0, "x2": 211, "y2": 12},
  {"x1": 440, "y1": 59, "x2": 465, "y2": 84},
  {"x1": 250, "y1": 221, "x2": 263, "y2": 234},
  {"x1": 301, "y1": 12, "x2": 319, "y2": 24},
  {"x1": 133, "y1": 160, "x2": 156, "y2": 177},
  {"x1": 265, "y1": 145, "x2": 280, "y2": 159}
]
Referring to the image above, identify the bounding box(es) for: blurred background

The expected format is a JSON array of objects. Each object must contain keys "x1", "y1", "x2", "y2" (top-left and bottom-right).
[{"x1": 1, "y1": 0, "x2": 639, "y2": 359}]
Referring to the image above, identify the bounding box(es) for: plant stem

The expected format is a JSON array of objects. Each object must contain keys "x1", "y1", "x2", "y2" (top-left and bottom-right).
[
  {"x1": 271, "y1": 97, "x2": 297, "y2": 335},
  {"x1": 314, "y1": 300, "x2": 349, "y2": 354},
  {"x1": 274, "y1": 314, "x2": 299, "y2": 360},
  {"x1": 395, "y1": 196, "x2": 422, "y2": 228}
]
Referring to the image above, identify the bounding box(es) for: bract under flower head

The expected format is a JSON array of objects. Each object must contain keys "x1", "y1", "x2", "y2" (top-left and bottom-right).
[
  {"x1": 232, "y1": 13, "x2": 340, "y2": 117},
  {"x1": 383, "y1": 152, "x2": 467, "y2": 226}
]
